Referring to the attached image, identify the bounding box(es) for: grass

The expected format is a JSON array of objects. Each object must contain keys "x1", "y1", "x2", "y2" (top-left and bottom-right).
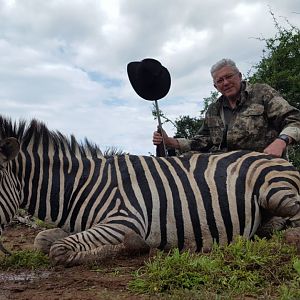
[
  {"x1": 128, "y1": 234, "x2": 300, "y2": 299},
  {"x1": 1, "y1": 225, "x2": 300, "y2": 299},
  {"x1": 33, "y1": 217, "x2": 55, "y2": 229},
  {"x1": 0, "y1": 250, "x2": 50, "y2": 270}
]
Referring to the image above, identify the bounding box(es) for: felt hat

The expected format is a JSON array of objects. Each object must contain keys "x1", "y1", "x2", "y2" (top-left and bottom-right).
[{"x1": 127, "y1": 58, "x2": 171, "y2": 101}]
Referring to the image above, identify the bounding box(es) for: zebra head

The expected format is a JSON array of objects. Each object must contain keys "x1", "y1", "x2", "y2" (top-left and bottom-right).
[{"x1": 0, "y1": 138, "x2": 20, "y2": 234}]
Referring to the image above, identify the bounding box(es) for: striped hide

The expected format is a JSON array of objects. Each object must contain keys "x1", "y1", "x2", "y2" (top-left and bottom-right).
[{"x1": 0, "y1": 116, "x2": 299, "y2": 266}]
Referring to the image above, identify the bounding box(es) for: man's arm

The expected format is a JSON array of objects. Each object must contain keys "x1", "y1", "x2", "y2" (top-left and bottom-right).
[
  {"x1": 153, "y1": 107, "x2": 215, "y2": 154},
  {"x1": 263, "y1": 84, "x2": 300, "y2": 157}
]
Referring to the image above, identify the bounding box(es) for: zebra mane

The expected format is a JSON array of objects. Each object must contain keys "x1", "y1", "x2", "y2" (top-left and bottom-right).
[{"x1": 0, "y1": 115, "x2": 103, "y2": 158}]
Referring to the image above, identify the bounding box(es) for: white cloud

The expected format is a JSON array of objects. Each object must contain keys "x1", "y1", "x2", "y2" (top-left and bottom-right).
[{"x1": 0, "y1": 0, "x2": 299, "y2": 155}]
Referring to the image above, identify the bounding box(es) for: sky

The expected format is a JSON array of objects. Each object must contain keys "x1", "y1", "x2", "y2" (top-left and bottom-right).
[{"x1": 0, "y1": 0, "x2": 299, "y2": 155}]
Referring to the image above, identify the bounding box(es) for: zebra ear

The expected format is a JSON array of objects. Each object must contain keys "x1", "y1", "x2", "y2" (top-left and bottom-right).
[{"x1": 0, "y1": 138, "x2": 20, "y2": 163}]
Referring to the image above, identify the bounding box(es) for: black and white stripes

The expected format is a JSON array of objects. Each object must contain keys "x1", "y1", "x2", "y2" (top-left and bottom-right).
[{"x1": 0, "y1": 116, "x2": 300, "y2": 265}]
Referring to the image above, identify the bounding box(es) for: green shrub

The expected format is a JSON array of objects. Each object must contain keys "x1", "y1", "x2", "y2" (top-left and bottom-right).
[
  {"x1": 129, "y1": 235, "x2": 300, "y2": 299},
  {"x1": 0, "y1": 250, "x2": 50, "y2": 270}
]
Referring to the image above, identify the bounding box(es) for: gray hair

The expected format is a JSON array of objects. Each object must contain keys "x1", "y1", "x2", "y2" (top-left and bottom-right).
[{"x1": 210, "y1": 58, "x2": 239, "y2": 76}]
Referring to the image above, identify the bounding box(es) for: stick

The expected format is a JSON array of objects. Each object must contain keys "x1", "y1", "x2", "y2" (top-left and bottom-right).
[{"x1": 155, "y1": 100, "x2": 168, "y2": 157}]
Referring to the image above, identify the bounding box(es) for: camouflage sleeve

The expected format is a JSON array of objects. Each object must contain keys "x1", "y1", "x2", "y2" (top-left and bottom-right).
[
  {"x1": 176, "y1": 117, "x2": 213, "y2": 153},
  {"x1": 263, "y1": 84, "x2": 300, "y2": 142},
  {"x1": 176, "y1": 138, "x2": 192, "y2": 152},
  {"x1": 189, "y1": 120, "x2": 213, "y2": 152}
]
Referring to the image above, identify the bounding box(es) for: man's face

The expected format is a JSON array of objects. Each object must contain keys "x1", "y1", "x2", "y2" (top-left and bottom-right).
[{"x1": 212, "y1": 66, "x2": 242, "y2": 99}]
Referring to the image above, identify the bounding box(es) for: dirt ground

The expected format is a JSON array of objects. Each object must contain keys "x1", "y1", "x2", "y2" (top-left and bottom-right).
[
  {"x1": 2, "y1": 222, "x2": 300, "y2": 300},
  {"x1": 0, "y1": 223, "x2": 158, "y2": 300}
]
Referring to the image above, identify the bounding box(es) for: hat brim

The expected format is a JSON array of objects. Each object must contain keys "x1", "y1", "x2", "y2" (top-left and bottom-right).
[{"x1": 127, "y1": 61, "x2": 171, "y2": 101}]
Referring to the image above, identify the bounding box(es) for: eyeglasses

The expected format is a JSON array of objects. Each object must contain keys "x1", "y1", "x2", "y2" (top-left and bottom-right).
[{"x1": 214, "y1": 72, "x2": 239, "y2": 86}]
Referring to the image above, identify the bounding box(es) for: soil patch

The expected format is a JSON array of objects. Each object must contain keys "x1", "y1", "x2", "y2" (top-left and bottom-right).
[{"x1": 0, "y1": 223, "x2": 157, "y2": 300}]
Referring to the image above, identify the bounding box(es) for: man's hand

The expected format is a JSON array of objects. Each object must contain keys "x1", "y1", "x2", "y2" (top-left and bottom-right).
[
  {"x1": 153, "y1": 128, "x2": 168, "y2": 146},
  {"x1": 263, "y1": 138, "x2": 287, "y2": 158},
  {"x1": 152, "y1": 129, "x2": 180, "y2": 149}
]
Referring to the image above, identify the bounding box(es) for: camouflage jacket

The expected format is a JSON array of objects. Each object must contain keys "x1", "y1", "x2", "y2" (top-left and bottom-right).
[{"x1": 177, "y1": 81, "x2": 300, "y2": 153}]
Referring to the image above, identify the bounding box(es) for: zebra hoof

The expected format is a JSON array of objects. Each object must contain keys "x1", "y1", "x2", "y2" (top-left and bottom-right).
[
  {"x1": 34, "y1": 228, "x2": 69, "y2": 254},
  {"x1": 123, "y1": 233, "x2": 150, "y2": 255}
]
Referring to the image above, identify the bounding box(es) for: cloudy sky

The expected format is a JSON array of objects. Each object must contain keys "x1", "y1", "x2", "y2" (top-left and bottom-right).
[{"x1": 0, "y1": 0, "x2": 299, "y2": 155}]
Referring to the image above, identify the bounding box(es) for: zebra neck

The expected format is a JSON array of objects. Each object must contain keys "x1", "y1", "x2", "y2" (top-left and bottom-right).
[{"x1": 17, "y1": 149, "x2": 108, "y2": 227}]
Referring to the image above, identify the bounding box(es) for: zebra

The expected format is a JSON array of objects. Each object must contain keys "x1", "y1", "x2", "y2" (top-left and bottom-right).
[{"x1": 0, "y1": 115, "x2": 300, "y2": 266}]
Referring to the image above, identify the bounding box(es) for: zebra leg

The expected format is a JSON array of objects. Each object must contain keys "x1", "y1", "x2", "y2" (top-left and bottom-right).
[
  {"x1": 34, "y1": 228, "x2": 70, "y2": 254},
  {"x1": 48, "y1": 226, "x2": 148, "y2": 266}
]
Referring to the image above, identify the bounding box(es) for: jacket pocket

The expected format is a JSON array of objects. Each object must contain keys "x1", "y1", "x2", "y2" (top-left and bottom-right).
[
  {"x1": 240, "y1": 104, "x2": 264, "y2": 117},
  {"x1": 238, "y1": 104, "x2": 266, "y2": 135}
]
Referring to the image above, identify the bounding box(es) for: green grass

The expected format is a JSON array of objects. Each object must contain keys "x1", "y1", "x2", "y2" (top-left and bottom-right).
[
  {"x1": 0, "y1": 250, "x2": 50, "y2": 270},
  {"x1": 33, "y1": 217, "x2": 55, "y2": 229},
  {"x1": 129, "y1": 234, "x2": 300, "y2": 299}
]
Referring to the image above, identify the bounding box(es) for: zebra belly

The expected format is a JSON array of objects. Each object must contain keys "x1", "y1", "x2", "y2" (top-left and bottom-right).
[{"x1": 144, "y1": 204, "x2": 261, "y2": 252}]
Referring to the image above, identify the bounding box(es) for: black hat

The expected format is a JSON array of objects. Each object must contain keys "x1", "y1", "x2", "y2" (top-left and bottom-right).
[{"x1": 127, "y1": 58, "x2": 171, "y2": 101}]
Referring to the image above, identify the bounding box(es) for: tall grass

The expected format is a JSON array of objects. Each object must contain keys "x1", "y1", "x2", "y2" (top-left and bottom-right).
[{"x1": 129, "y1": 234, "x2": 300, "y2": 299}]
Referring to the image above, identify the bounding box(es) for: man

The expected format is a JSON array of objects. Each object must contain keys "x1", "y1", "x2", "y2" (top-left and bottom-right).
[{"x1": 153, "y1": 58, "x2": 300, "y2": 158}]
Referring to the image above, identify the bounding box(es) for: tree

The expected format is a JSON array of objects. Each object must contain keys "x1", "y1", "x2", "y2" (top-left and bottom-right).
[
  {"x1": 248, "y1": 11, "x2": 300, "y2": 109},
  {"x1": 248, "y1": 11, "x2": 300, "y2": 167},
  {"x1": 173, "y1": 115, "x2": 203, "y2": 139}
]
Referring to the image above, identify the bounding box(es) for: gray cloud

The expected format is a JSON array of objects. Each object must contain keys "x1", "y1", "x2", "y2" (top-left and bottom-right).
[{"x1": 0, "y1": 0, "x2": 299, "y2": 155}]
